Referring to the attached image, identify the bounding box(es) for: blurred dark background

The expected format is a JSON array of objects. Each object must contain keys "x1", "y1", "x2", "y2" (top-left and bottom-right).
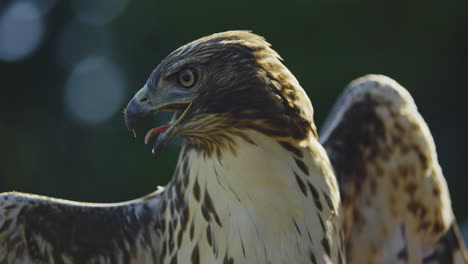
[{"x1": 0, "y1": 0, "x2": 467, "y2": 231}]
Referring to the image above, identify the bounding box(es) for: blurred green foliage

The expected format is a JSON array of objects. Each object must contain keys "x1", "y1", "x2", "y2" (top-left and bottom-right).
[{"x1": 0, "y1": 0, "x2": 467, "y2": 221}]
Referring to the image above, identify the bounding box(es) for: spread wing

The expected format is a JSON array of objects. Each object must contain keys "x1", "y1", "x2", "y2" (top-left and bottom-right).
[
  {"x1": 320, "y1": 74, "x2": 468, "y2": 264},
  {"x1": 0, "y1": 191, "x2": 163, "y2": 263}
]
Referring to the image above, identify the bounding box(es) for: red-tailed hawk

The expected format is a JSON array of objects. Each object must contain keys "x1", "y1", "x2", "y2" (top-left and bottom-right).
[{"x1": 0, "y1": 31, "x2": 465, "y2": 264}]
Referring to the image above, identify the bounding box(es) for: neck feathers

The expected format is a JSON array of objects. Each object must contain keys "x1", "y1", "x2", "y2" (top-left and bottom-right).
[{"x1": 162, "y1": 131, "x2": 343, "y2": 263}]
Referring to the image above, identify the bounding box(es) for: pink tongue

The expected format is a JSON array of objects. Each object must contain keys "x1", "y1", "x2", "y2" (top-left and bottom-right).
[{"x1": 144, "y1": 124, "x2": 171, "y2": 144}]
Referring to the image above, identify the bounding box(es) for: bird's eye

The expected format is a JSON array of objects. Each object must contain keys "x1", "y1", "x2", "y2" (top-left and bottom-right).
[{"x1": 178, "y1": 68, "x2": 197, "y2": 88}]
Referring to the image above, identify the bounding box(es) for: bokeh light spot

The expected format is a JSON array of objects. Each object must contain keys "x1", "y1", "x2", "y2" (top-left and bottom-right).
[
  {"x1": 0, "y1": 1, "x2": 45, "y2": 62},
  {"x1": 64, "y1": 56, "x2": 127, "y2": 125}
]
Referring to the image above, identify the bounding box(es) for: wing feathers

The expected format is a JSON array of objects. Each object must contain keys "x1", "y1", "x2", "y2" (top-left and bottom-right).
[
  {"x1": 0, "y1": 192, "x2": 162, "y2": 263},
  {"x1": 320, "y1": 74, "x2": 467, "y2": 264}
]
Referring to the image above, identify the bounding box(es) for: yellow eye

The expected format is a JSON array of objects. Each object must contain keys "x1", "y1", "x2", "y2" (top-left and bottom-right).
[{"x1": 178, "y1": 68, "x2": 197, "y2": 88}]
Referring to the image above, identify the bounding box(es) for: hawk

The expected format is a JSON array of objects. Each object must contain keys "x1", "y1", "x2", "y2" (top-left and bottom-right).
[{"x1": 0, "y1": 31, "x2": 465, "y2": 264}]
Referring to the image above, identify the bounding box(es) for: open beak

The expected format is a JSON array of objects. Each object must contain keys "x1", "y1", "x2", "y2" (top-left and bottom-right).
[{"x1": 125, "y1": 97, "x2": 191, "y2": 154}]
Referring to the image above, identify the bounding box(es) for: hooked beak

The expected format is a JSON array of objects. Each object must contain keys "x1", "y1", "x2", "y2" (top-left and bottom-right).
[{"x1": 124, "y1": 87, "x2": 191, "y2": 154}]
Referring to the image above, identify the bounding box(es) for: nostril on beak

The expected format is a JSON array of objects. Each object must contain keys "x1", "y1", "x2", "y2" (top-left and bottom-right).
[{"x1": 139, "y1": 97, "x2": 149, "y2": 104}]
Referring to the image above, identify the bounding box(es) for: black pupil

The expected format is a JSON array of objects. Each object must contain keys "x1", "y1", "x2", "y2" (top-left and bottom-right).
[{"x1": 182, "y1": 71, "x2": 192, "y2": 82}]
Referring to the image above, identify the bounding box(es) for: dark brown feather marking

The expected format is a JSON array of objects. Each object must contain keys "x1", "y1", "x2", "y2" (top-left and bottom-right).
[
  {"x1": 278, "y1": 141, "x2": 303, "y2": 158},
  {"x1": 182, "y1": 157, "x2": 190, "y2": 179},
  {"x1": 206, "y1": 225, "x2": 212, "y2": 247},
  {"x1": 160, "y1": 240, "x2": 167, "y2": 261},
  {"x1": 240, "y1": 239, "x2": 246, "y2": 257},
  {"x1": 193, "y1": 178, "x2": 201, "y2": 202},
  {"x1": 191, "y1": 244, "x2": 200, "y2": 264},
  {"x1": 317, "y1": 212, "x2": 326, "y2": 233},
  {"x1": 322, "y1": 191, "x2": 334, "y2": 211},
  {"x1": 322, "y1": 236, "x2": 331, "y2": 257},
  {"x1": 189, "y1": 221, "x2": 195, "y2": 240},
  {"x1": 309, "y1": 250, "x2": 318, "y2": 264},
  {"x1": 433, "y1": 222, "x2": 443, "y2": 234},
  {"x1": 307, "y1": 182, "x2": 323, "y2": 211},
  {"x1": 294, "y1": 157, "x2": 309, "y2": 176},
  {"x1": 294, "y1": 172, "x2": 307, "y2": 196},
  {"x1": 201, "y1": 206, "x2": 211, "y2": 222},
  {"x1": 180, "y1": 206, "x2": 190, "y2": 232},
  {"x1": 223, "y1": 254, "x2": 234, "y2": 264},
  {"x1": 203, "y1": 190, "x2": 222, "y2": 227},
  {"x1": 177, "y1": 227, "x2": 183, "y2": 248},
  {"x1": 168, "y1": 223, "x2": 175, "y2": 253},
  {"x1": 292, "y1": 218, "x2": 302, "y2": 236}
]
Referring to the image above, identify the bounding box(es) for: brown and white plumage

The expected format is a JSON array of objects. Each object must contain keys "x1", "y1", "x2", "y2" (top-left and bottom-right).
[
  {"x1": 0, "y1": 192, "x2": 163, "y2": 263},
  {"x1": 320, "y1": 74, "x2": 467, "y2": 263},
  {"x1": 1, "y1": 31, "x2": 344, "y2": 263},
  {"x1": 0, "y1": 31, "x2": 465, "y2": 264}
]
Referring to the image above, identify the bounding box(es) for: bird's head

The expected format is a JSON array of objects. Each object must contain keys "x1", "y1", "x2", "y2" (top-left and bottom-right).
[{"x1": 125, "y1": 31, "x2": 317, "y2": 155}]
